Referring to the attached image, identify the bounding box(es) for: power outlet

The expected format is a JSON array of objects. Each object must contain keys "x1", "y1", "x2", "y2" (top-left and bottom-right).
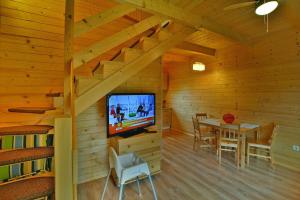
[{"x1": 292, "y1": 145, "x2": 300, "y2": 152}]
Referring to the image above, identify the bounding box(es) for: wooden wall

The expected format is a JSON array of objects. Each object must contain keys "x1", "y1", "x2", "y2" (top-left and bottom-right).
[
  {"x1": 0, "y1": 0, "x2": 135, "y2": 125},
  {"x1": 0, "y1": 0, "x2": 66, "y2": 125},
  {"x1": 77, "y1": 59, "x2": 162, "y2": 184},
  {"x1": 164, "y1": 27, "x2": 300, "y2": 171}
]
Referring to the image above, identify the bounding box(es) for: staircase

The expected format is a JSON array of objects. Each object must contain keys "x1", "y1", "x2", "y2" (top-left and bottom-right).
[
  {"x1": 74, "y1": 23, "x2": 194, "y2": 115},
  {"x1": 0, "y1": 93, "x2": 63, "y2": 199}
]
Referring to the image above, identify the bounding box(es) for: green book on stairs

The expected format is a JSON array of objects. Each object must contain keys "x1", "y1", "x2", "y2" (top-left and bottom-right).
[{"x1": 0, "y1": 136, "x2": 13, "y2": 181}]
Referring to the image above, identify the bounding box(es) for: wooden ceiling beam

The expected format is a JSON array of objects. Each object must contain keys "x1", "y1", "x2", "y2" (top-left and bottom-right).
[
  {"x1": 173, "y1": 41, "x2": 216, "y2": 56},
  {"x1": 74, "y1": 4, "x2": 136, "y2": 37},
  {"x1": 75, "y1": 26, "x2": 195, "y2": 115},
  {"x1": 114, "y1": 0, "x2": 246, "y2": 43},
  {"x1": 73, "y1": 15, "x2": 164, "y2": 69}
]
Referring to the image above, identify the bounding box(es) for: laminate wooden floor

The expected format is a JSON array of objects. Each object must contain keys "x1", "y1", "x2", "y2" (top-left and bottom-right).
[{"x1": 78, "y1": 131, "x2": 300, "y2": 200}]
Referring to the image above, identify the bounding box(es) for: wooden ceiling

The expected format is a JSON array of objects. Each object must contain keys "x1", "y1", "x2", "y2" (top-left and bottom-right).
[{"x1": 74, "y1": 0, "x2": 299, "y2": 62}]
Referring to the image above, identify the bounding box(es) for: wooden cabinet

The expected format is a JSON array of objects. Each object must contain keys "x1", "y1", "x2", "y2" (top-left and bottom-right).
[{"x1": 110, "y1": 132, "x2": 161, "y2": 183}]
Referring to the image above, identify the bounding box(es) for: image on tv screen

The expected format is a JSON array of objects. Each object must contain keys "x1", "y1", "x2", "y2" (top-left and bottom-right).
[{"x1": 107, "y1": 94, "x2": 155, "y2": 136}]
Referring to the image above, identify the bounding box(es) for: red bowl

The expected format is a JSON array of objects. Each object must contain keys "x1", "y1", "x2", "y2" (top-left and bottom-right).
[{"x1": 223, "y1": 113, "x2": 235, "y2": 123}]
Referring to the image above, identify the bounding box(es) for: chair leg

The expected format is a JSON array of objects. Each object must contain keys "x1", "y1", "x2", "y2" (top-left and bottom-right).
[
  {"x1": 236, "y1": 147, "x2": 240, "y2": 169},
  {"x1": 148, "y1": 174, "x2": 158, "y2": 200},
  {"x1": 247, "y1": 145, "x2": 250, "y2": 166},
  {"x1": 100, "y1": 168, "x2": 111, "y2": 200},
  {"x1": 218, "y1": 145, "x2": 222, "y2": 165},
  {"x1": 136, "y1": 177, "x2": 142, "y2": 198},
  {"x1": 119, "y1": 184, "x2": 125, "y2": 200},
  {"x1": 193, "y1": 136, "x2": 196, "y2": 150}
]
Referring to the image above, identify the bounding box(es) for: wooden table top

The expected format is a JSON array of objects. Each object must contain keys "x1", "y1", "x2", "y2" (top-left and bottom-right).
[{"x1": 198, "y1": 118, "x2": 260, "y2": 132}]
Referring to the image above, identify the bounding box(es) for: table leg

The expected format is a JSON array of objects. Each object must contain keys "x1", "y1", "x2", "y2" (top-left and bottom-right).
[
  {"x1": 240, "y1": 135, "x2": 246, "y2": 168},
  {"x1": 256, "y1": 127, "x2": 261, "y2": 141}
]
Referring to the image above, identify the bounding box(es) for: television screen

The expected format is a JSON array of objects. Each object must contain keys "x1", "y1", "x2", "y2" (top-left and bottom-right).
[{"x1": 107, "y1": 93, "x2": 155, "y2": 137}]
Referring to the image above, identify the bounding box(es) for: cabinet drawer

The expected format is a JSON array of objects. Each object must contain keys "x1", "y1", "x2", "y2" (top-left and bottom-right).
[
  {"x1": 136, "y1": 147, "x2": 161, "y2": 162},
  {"x1": 118, "y1": 133, "x2": 161, "y2": 154}
]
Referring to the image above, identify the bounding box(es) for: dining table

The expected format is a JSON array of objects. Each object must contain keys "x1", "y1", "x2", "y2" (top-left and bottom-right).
[{"x1": 198, "y1": 118, "x2": 260, "y2": 168}]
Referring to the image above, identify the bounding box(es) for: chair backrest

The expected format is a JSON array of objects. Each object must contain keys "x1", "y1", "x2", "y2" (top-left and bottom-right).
[
  {"x1": 109, "y1": 147, "x2": 122, "y2": 178},
  {"x1": 270, "y1": 125, "x2": 280, "y2": 147},
  {"x1": 196, "y1": 113, "x2": 208, "y2": 121},
  {"x1": 220, "y1": 123, "x2": 241, "y2": 142},
  {"x1": 259, "y1": 122, "x2": 274, "y2": 141}
]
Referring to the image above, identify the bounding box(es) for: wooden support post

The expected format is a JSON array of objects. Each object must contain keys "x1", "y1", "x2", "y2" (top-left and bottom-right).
[
  {"x1": 64, "y1": 0, "x2": 77, "y2": 199},
  {"x1": 64, "y1": 0, "x2": 74, "y2": 115},
  {"x1": 55, "y1": 117, "x2": 73, "y2": 200}
]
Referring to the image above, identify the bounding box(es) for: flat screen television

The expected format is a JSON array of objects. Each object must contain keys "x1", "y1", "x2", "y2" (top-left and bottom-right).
[{"x1": 106, "y1": 93, "x2": 155, "y2": 138}]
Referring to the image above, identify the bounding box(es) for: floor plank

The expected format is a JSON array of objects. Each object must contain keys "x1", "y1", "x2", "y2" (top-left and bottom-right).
[{"x1": 78, "y1": 130, "x2": 300, "y2": 200}]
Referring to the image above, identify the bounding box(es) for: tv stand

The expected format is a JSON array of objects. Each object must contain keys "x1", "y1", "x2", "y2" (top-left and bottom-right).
[{"x1": 110, "y1": 129, "x2": 161, "y2": 185}]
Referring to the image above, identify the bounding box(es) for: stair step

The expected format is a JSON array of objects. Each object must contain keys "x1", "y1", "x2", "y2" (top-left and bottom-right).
[
  {"x1": 76, "y1": 61, "x2": 124, "y2": 96},
  {"x1": 119, "y1": 48, "x2": 143, "y2": 62},
  {"x1": 76, "y1": 77, "x2": 102, "y2": 96},
  {"x1": 156, "y1": 29, "x2": 172, "y2": 41},
  {"x1": 8, "y1": 107, "x2": 56, "y2": 114},
  {"x1": 0, "y1": 173, "x2": 54, "y2": 200},
  {"x1": 139, "y1": 37, "x2": 160, "y2": 51},
  {"x1": 53, "y1": 96, "x2": 64, "y2": 108},
  {"x1": 0, "y1": 125, "x2": 53, "y2": 136},
  {"x1": 0, "y1": 147, "x2": 54, "y2": 166},
  {"x1": 94, "y1": 61, "x2": 124, "y2": 78},
  {"x1": 46, "y1": 92, "x2": 63, "y2": 97},
  {"x1": 114, "y1": 48, "x2": 143, "y2": 62}
]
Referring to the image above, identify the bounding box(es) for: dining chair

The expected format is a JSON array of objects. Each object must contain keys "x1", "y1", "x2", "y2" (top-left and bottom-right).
[
  {"x1": 218, "y1": 123, "x2": 241, "y2": 168},
  {"x1": 247, "y1": 123, "x2": 279, "y2": 166},
  {"x1": 196, "y1": 113, "x2": 208, "y2": 121},
  {"x1": 100, "y1": 147, "x2": 158, "y2": 200},
  {"x1": 192, "y1": 116, "x2": 215, "y2": 150}
]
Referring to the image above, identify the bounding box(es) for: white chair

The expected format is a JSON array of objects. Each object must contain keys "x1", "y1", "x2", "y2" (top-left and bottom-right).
[
  {"x1": 101, "y1": 147, "x2": 158, "y2": 200},
  {"x1": 218, "y1": 123, "x2": 241, "y2": 168}
]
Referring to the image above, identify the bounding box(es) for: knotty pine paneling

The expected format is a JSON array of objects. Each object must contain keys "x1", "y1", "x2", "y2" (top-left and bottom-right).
[
  {"x1": 0, "y1": 0, "x2": 66, "y2": 123},
  {"x1": 165, "y1": 27, "x2": 300, "y2": 171},
  {"x1": 77, "y1": 59, "x2": 162, "y2": 184},
  {"x1": 0, "y1": 0, "x2": 136, "y2": 126}
]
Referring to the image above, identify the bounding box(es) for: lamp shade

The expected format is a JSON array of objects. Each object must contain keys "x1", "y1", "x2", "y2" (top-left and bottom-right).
[
  {"x1": 193, "y1": 62, "x2": 205, "y2": 71},
  {"x1": 255, "y1": 0, "x2": 278, "y2": 15}
]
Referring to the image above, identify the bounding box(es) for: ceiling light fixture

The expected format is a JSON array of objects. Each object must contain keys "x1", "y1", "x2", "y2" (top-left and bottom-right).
[
  {"x1": 193, "y1": 62, "x2": 205, "y2": 71},
  {"x1": 255, "y1": 0, "x2": 278, "y2": 16}
]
